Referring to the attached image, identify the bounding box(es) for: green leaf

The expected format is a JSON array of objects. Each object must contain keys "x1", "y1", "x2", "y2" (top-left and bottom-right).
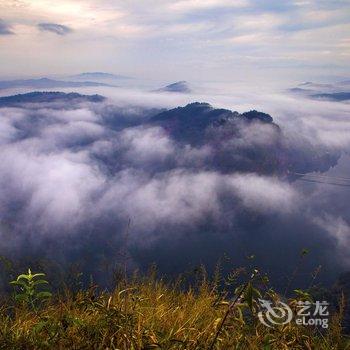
[
  {"x1": 33, "y1": 279, "x2": 49, "y2": 286},
  {"x1": 10, "y1": 280, "x2": 28, "y2": 287},
  {"x1": 16, "y1": 274, "x2": 31, "y2": 281},
  {"x1": 15, "y1": 294, "x2": 29, "y2": 302},
  {"x1": 36, "y1": 291, "x2": 52, "y2": 299}
]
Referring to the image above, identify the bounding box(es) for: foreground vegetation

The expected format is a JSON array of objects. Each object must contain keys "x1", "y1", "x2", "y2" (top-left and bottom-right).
[{"x1": 0, "y1": 265, "x2": 349, "y2": 350}]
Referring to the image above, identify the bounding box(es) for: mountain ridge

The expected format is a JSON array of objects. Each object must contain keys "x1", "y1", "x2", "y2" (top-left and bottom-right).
[{"x1": 0, "y1": 78, "x2": 117, "y2": 90}]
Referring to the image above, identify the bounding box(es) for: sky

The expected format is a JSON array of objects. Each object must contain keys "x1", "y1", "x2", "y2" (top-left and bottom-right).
[{"x1": 0, "y1": 0, "x2": 350, "y2": 84}]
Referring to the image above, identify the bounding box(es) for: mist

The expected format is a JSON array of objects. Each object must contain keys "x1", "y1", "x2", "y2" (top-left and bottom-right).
[{"x1": 0, "y1": 83, "x2": 349, "y2": 290}]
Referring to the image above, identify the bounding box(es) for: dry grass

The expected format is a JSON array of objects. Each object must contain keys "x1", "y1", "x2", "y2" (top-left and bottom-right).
[{"x1": 0, "y1": 269, "x2": 349, "y2": 350}]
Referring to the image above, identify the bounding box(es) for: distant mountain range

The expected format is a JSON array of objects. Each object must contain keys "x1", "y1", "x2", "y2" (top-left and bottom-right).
[
  {"x1": 0, "y1": 91, "x2": 105, "y2": 107},
  {"x1": 289, "y1": 80, "x2": 350, "y2": 101},
  {"x1": 298, "y1": 81, "x2": 334, "y2": 90},
  {"x1": 312, "y1": 92, "x2": 350, "y2": 101},
  {"x1": 0, "y1": 78, "x2": 116, "y2": 90},
  {"x1": 156, "y1": 81, "x2": 191, "y2": 93},
  {"x1": 69, "y1": 72, "x2": 132, "y2": 80}
]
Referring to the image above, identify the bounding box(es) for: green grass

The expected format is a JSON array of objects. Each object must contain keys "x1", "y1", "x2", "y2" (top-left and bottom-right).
[{"x1": 0, "y1": 268, "x2": 349, "y2": 350}]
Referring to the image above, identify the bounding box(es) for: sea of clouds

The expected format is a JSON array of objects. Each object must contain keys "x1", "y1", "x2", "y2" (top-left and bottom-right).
[{"x1": 0, "y1": 83, "x2": 349, "y2": 289}]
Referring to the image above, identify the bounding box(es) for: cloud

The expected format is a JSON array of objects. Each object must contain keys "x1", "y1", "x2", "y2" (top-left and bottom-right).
[
  {"x1": 168, "y1": 0, "x2": 250, "y2": 12},
  {"x1": 228, "y1": 174, "x2": 298, "y2": 213},
  {"x1": 314, "y1": 215, "x2": 350, "y2": 265},
  {"x1": 0, "y1": 19, "x2": 13, "y2": 35},
  {"x1": 97, "y1": 170, "x2": 298, "y2": 233},
  {"x1": 119, "y1": 126, "x2": 175, "y2": 165},
  {"x1": 38, "y1": 22, "x2": 72, "y2": 35},
  {"x1": 0, "y1": 144, "x2": 103, "y2": 232},
  {"x1": 0, "y1": 88, "x2": 348, "y2": 290}
]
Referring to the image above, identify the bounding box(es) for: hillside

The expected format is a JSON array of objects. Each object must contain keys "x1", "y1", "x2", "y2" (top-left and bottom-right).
[{"x1": 0, "y1": 267, "x2": 347, "y2": 350}]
